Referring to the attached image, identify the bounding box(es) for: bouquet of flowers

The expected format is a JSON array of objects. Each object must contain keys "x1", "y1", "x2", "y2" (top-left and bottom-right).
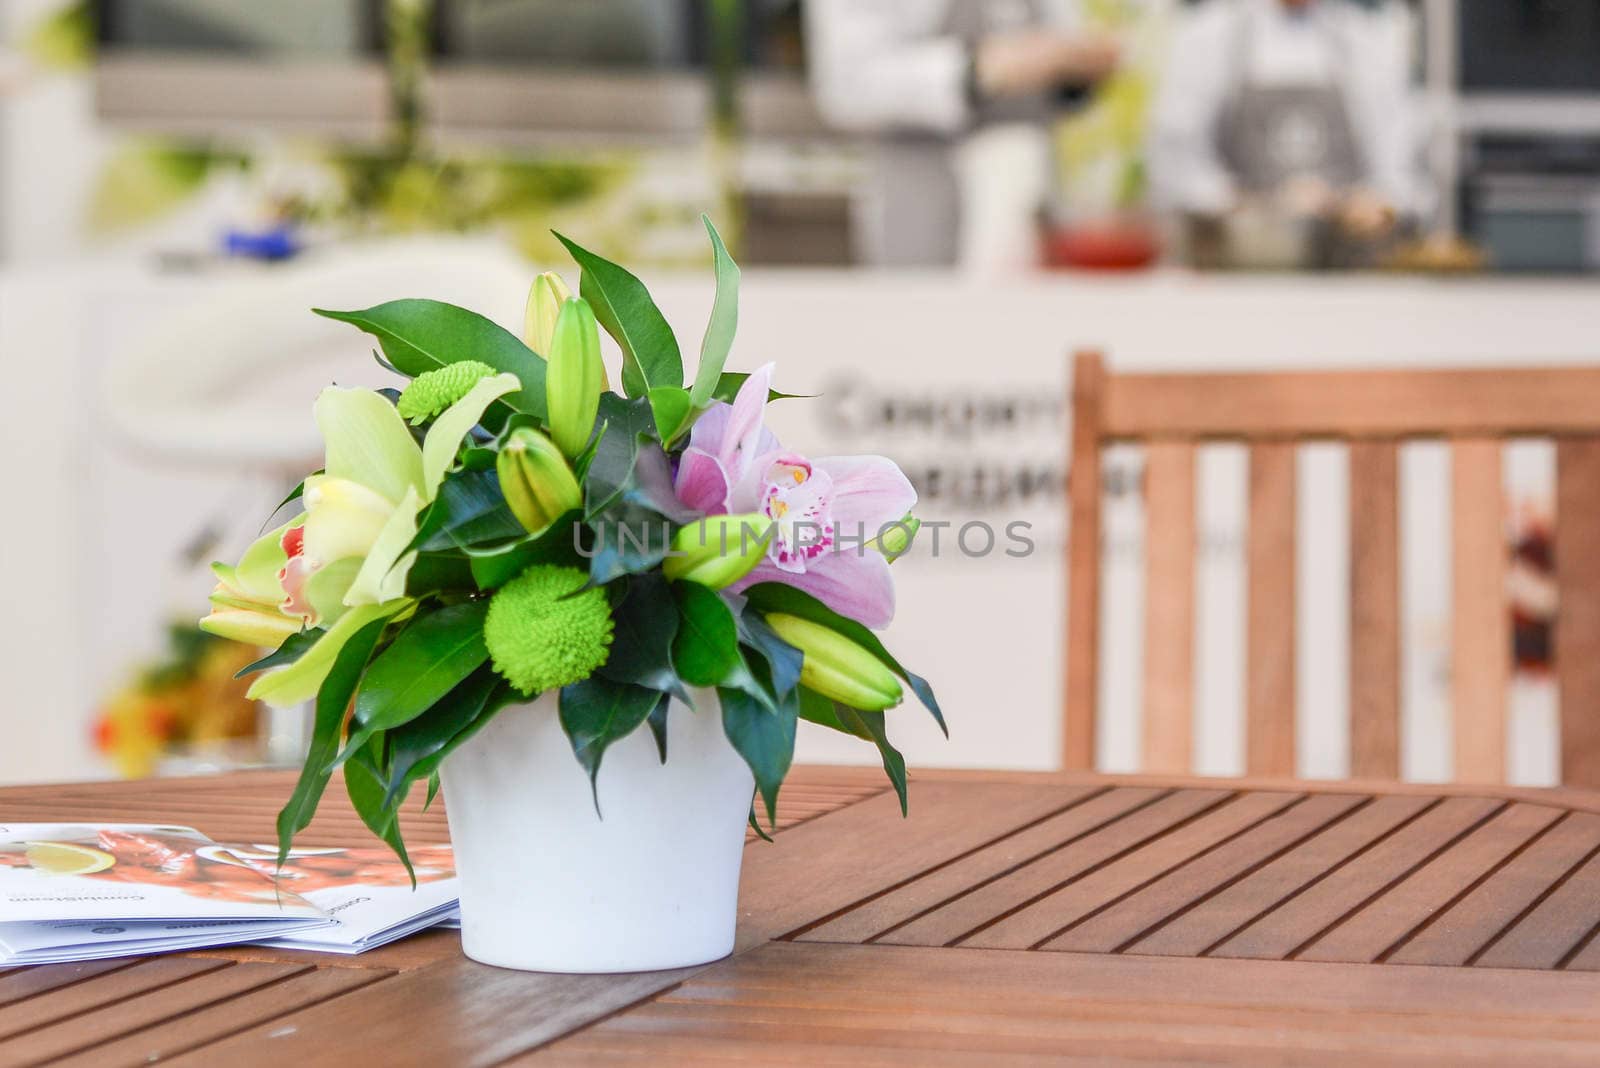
[{"x1": 201, "y1": 219, "x2": 943, "y2": 871}]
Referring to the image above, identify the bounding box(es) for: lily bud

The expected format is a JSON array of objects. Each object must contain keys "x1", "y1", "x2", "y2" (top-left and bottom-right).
[
  {"x1": 523, "y1": 271, "x2": 571, "y2": 355},
  {"x1": 664, "y1": 514, "x2": 773, "y2": 589},
  {"x1": 497, "y1": 427, "x2": 581, "y2": 534},
  {"x1": 545, "y1": 297, "x2": 605, "y2": 458},
  {"x1": 871, "y1": 514, "x2": 920, "y2": 563},
  {"x1": 763, "y1": 613, "x2": 904, "y2": 711}
]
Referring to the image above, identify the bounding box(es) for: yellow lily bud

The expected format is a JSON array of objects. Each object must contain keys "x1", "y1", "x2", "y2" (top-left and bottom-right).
[
  {"x1": 871, "y1": 514, "x2": 920, "y2": 563},
  {"x1": 664, "y1": 514, "x2": 773, "y2": 589},
  {"x1": 523, "y1": 271, "x2": 571, "y2": 356},
  {"x1": 497, "y1": 427, "x2": 581, "y2": 534},
  {"x1": 545, "y1": 297, "x2": 605, "y2": 458},
  {"x1": 764, "y1": 613, "x2": 904, "y2": 711}
]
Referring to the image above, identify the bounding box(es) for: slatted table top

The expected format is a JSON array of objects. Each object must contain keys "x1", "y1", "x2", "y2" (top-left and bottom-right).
[{"x1": 5, "y1": 770, "x2": 1600, "y2": 1066}]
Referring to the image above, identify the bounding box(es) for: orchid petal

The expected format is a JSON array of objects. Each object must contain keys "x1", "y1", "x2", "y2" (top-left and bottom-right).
[
  {"x1": 199, "y1": 607, "x2": 306, "y2": 647},
  {"x1": 673, "y1": 446, "x2": 732, "y2": 513},
  {"x1": 718, "y1": 362, "x2": 775, "y2": 476},
  {"x1": 301, "y1": 476, "x2": 394, "y2": 566},
  {"x1": 343, "y1": 485, "x2": 423, "y2": 607},
  {"x1": 303, "y1": 557, "x2": 363, "y2": 625},
  {"x1": 232, "y1": 519, "x2": 298, "y2": 603},
  {"x1": 246, "y1": 601, "x2": 403, "y2": 708},
  {"x1": 815, "y1": 455, "x2": 918, "y2": 533},
  {"x1": 315, "y1": 387, "x2": 425, "y2": 505},
  {"x1": 420, "y1": 372, "x2": 520, "y2": 500},
  {"x1": 732, "y1": 549, "x2": 897, "y2": 629}
]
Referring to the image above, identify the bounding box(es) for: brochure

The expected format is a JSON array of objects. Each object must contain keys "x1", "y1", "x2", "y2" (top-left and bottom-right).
[{"x1": 0, "y1": 824, "x2": 457, "y2": 964}]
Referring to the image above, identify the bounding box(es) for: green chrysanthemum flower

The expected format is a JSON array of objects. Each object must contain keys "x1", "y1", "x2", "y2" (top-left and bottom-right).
[
  {"x1": 396, "y1": 361, "x2": 498, "y2": 424},
  {"x1": 484, "y1": 565, "x2": 613, "y2": 694}
]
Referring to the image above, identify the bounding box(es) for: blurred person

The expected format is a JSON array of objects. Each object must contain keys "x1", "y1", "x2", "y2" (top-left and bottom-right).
[
  {"x1": 805, "y1": 0, "x2": 1120, "y2": 268},
  {"x1": 1148, "y1": 0, "x2": 1423, "y2": 268}
]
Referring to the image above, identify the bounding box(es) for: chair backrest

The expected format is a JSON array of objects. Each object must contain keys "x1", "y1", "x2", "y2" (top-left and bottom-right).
[{"x1": 1064, "y1": 350, "x2": 1600, "y2": 785}]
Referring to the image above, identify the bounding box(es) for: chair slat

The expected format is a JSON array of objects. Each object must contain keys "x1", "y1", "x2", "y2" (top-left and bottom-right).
[
  {"x1": 1451, "y1": 438, "x2": 1509, "y2": 783},
  {"x1": 1556, "y1": 436, "x2": 1600, "y2": 787},
  {"x1": 1064, "y1": 351, "x2": 1106, "y2": 770},
  {"x1": 1349, "y1": 440, "x2": 1401, "y2": 780},
  {"x1": 1142, "y1": 442, "x2": 1197, "y2": 773},
  {"x1": 1248, "y1": 442, "x2": 1297, "y2": 777}
]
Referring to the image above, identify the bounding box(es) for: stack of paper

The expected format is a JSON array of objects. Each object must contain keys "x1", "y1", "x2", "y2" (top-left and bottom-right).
[{"x1": 0, "y1": 824, "x2": 458, "y2": 964}]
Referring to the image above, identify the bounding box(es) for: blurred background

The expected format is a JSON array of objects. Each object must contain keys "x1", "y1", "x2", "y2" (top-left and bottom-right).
[{"x1": 0, "y1": 0, "x2": 1595, "y2": 786}]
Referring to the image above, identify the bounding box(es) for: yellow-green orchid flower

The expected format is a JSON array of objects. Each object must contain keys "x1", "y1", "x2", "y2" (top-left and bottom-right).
[
  {"x1": 199, "y1": 517, "x2": 308, "y2": 646},
  {"x1": 203, "y1": 370, "x2": 520, "y2": 708}
]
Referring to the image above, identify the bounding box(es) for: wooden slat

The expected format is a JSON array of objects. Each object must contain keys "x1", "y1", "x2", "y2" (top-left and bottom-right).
[
  {"x1": 0, "y1": 958, "x2": 138, "y2": 1009},
  {"x1": 1248, "y1": 442, "x2": 1297, "y2": 777},
  {"x1": 1350, "y1": 440, "x2": 1401, "y2": 780},
  {"x1": 1557, "y1": 436, "x2": 1600, "y2": 787},
  {"x1": 0, "y1": 957, "x2": 231, "y2": 1041},
  {"x1": 49, "y1": 966, "x2": 388, "y2": 1068},
  {"x1": 1126, "y1": 795, "x2": 1431, "y2": 957},
  {"x1": 877, "y1": 789, "x2": 1230, "y2": 948},
  {"x1": 1389, "y1": 811, "x2": 1600, "y2": 967},
  {"x1": 1452, "y1": 438, "x2": 1510, "y2": 783},
  {"x1": 794, "y1": 785, "x2": 1144, "y2": 944},
  {"x1": 1142, "y1": 441, "x2": 1197, "y2": 774},
  {"x1": 0, "y1": 960, "x2": 307, "y2": 1066},
  {"x1": 1474, "y1": 840, "x2": 1600, "y2": 970},
  {"x1": 542, "y1": 941, "x2": 1600, "y2": 1066},
  {"x1": 1104, "y1": 365, "x2": 1600, "y2": 441},
  {"x1": 1298, "y1": 802, "x2": 1564, "y2": 963},
  {"x1": 1211, "y1": 797, "x2": 1503, "y2": 960},
  {"x1": 1064, "y1": 350, "x2": 1106, "y2": 771},
  {"x1": 1045, "y1": 792, "x2": 1367, "y2": 954},
  {"x1": 965, "y1": 791, "x2": 1301, "y2": 950}
]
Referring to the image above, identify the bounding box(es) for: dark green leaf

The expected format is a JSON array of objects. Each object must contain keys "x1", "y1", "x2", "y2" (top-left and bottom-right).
[
  {"x1": 314, "y1": 300, "x2": 547, "y2": 420},
  {"x1": 836, "y1": 705, "x2": 908, "y2": 816},
  {"x1": 236, "y1": 628, "x2": 318, "y2": 679},
  {"x1": 345, "y1": 734, "x2": 414, "y2": 884},
  {"x1": 466, "y1": 512, "x2": 583, "y2": 589},
  {"x1": 275, "y1": 617, "x2": 386, "y2": 867},
  {"x1": 672, "y1": 582, "x2": 740, "y2": 687},
  {"x1": 586, "y1": 504, "x2": 673, "y2": 586},
  {"x1": 645, "y1": 691, "x2": 670, "y2": 764},
  {"x1": 404, "y1": 552, "x2": 475, "y2": 596},
  {"x1": 341, "y1": 601, "x2": 490, "y2": 759},
  {"x1": 599, "y1": 573, "x2": 690, "y2": 702},
  {"x1": 555, "y1": 233, "x2": 682, "y2": 398},
  {"x1": 413, "y1": 469, "x2": 524, "y2": 552},
  {"x1": 796, "y1": 685, "x2": 869, "y2": 737},
  {"x1": 748, "y1": 804, "x2": 774, "y2": 843},
  {"x1": 379, "y1": 665, "x2": 508, "y2": 810},
  {"x1": 691, "y1": 215, "x2": 740, "y2": 408},
  {"x1": 737, "y1": 610, "x2": 803, "y2": 699},
  {"x1": 558, "y1": 675, "x2": 662, "y2": 810},
  {"x1": 710, "y1": 372, "x2": 813, "y2": 405},
  {"x1": 719, "y1": 685, "x2": 796, "y2": 828},
  {"x1": 742, "y1": 582, "x2": 945, "y2": 737}
]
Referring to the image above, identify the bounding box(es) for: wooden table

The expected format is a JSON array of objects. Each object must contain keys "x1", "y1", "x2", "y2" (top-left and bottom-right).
[{"x1": 5, "y1": 769, "x2": 1600, "y2": 1065}]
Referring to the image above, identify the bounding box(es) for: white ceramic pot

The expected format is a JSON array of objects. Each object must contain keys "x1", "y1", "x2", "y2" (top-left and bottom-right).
[{"x1": 441, "y1": 688, "x2": 755, "y2": 973}]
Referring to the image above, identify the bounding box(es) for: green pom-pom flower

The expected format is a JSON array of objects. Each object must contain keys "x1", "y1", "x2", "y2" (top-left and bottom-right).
[
  {"x1": 396, "y1": 361, "x2": 498, "y2": 424},
  {"x1": 484, "y1": 565, "x2": 613, "y2": 694}
]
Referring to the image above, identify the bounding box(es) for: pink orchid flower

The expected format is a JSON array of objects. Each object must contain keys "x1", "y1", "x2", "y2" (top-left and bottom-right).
[{"x1": 673, "y1": 364, "x2": 916, "y2": 629}]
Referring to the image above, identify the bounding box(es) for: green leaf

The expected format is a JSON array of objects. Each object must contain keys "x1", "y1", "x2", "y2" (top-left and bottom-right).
[
  {"x1": 645, "y1": 691, "x2": 670, "y2": 764},
  {"x1": 691, "y1": 215, "x2": 740, "y2": 409},
  {"x1": 341, "y1": 601, "x2": 490, "y2": 760},
  {"x1": 586, "y1": 503, "x2": 674, "y2": 587},
  {"x1": 711, "y1": 372, "x2": 813, "y2": 405},
  {"x1": 235, "y1": 628, "x2": 318, "y2": 679},
  {"x1": 413, "y1": 468, "x2": 525, "y2": 552},
  {"x1": 742, "y1": 582, "x2": 946, "y2": 737},
  {"x1": 672, "y1": 582, "x2": 741, "y2": 688},
  {"x1": 555, "y1": 233, "x2": 683, "y2": 398},
  {"x1": 599, "y1": 573, "x2": 691, "y2": 702},
  {"x1": 737, "y1": 610, "x2": 803, "y2": 699},
  {"x1": 837, "y1": 704, "x2": 908, "y2": 816},
  {"x1": 748, "y1": 804, "x2": 774, "y2": 843},
  {"x1": 465, "y1": 511, "x2": 583, "y2": 589},
  {"x1": 719, "y1": 684, "x2": 797, "y2": 828},
  {"x1": 379, "y1": 665, "x2": 510, "y2": 810},
  {"x1": 559, "y1": 675, "x2": 663, "y2": 809},
  {"x1": 345, "y1": 735, "x2": 414, "y2": 884},
  {"x1": 648, "y1": 386, "x2": 694, "y2": 446},
  {"x1": 314, "y1": 300, "x2": 548, "y2": 420},
  {"x1": 796, "y1": 685, "x2": 869, "y2": 737},
  {"x1": 403, "y1": 552, "x2": 476, "y2": 596},
  {"x1": 275, "y1": 617, "x2": 386, "y2": 868}
]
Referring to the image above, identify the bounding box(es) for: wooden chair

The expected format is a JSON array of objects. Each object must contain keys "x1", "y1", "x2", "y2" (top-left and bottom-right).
[{"x1": 1064, "y1": 350, "x2": 1600, "y2": 785}]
